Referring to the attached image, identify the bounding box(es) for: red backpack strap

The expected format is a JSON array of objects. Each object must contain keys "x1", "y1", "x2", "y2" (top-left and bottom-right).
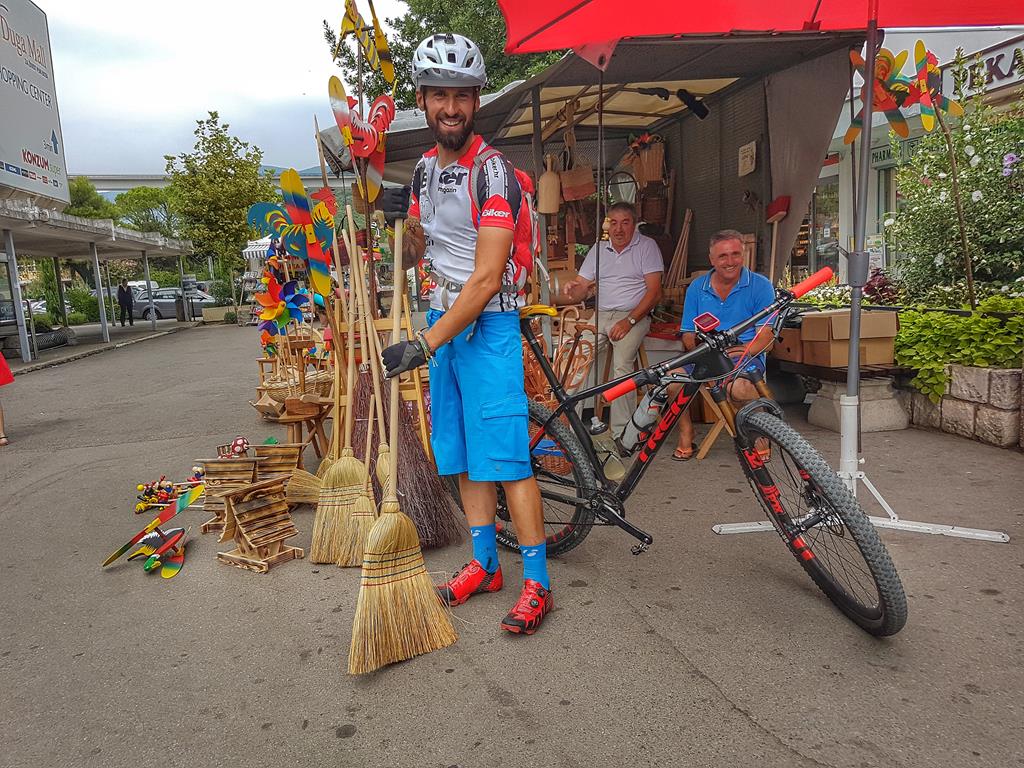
[{"x1": 467, "y1": 146, "x2": 505, "y2": 226}]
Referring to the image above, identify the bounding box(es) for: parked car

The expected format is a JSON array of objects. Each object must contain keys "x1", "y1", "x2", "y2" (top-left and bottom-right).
[{"x1": 133, "y1": 288, "x2": 217, "y2": 320}]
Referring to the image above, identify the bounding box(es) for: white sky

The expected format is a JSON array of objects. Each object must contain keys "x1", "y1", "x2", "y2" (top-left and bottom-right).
[{"x1": 44, "y1": 0, "x2": 408, "y2": 174}]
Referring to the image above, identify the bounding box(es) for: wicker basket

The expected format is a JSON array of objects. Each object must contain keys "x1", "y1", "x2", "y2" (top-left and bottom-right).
[
  {"x1": 631, "y1": 143, "x2": 665, "y2": 186},
  {"x1": 264, "y1": 367, "x2": 333, "y2": 403}
]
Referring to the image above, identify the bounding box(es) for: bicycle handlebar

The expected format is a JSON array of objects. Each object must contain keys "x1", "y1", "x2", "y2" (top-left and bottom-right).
[
  {"x1": 603, "y1": 267, "x2": 834, "y2": 404},
  {"x1": 789, "y1": 267, "x2": 834, "y2": 299}
]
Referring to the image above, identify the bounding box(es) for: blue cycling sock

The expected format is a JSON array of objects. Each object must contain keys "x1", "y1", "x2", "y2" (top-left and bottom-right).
[
  {"x1": 520, "y1": 542, "x2": 549, "y2": 589},
  {"x1": 471, "y1": 524, "x2": 499, "y2": 573}
]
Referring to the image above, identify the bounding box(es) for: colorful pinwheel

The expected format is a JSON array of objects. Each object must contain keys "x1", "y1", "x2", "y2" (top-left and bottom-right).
[
  {"x1": 246, "y1": 172, "x2": 336, "y2": 299},
  {"x1": 911, "y1": 40, "x2": 964, "y2": 133},
  {"x1": 329, "y1": 76, "x2": 395, "y2": 203},
  {"x1": 844, "y1": 47, "x2": 913, "y2": 144}
]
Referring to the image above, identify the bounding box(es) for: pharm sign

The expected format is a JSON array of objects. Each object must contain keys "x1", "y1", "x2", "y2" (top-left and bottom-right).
[{"x1": 0, "y1": 0, "x2": 69, "y2": 204}]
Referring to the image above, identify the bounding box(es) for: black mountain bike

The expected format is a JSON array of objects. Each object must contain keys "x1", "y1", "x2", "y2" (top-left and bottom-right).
[{"x1": 449, "y1": 267, "x2": 907, "y2": 636}]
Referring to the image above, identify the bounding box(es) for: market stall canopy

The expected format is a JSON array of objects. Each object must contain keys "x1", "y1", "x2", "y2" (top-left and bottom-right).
[
  {"x1": 319, "y1": 32, "x2": 862, "y2": 185},
  {"x1": 499, "y1": 0, "x2": 1024, "y2": 54}
]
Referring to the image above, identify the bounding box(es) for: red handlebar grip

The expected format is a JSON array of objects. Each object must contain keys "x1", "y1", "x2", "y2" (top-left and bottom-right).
[
  {"x1": 604, "y1": 377, "x2": 638, "y2": 403},
  {"x1": 790, "y1": 267, "x2": 834, "y2": 299}
]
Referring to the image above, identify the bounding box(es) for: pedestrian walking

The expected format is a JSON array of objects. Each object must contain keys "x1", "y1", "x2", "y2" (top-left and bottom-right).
[{"x1": 116, "y1": 279, "x2": 134, "y2": 327}]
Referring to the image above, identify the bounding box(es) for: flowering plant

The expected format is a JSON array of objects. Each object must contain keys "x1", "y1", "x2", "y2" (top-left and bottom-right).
[{"x1": 626, "y1": 132, "x2": 664, "y2": 155}]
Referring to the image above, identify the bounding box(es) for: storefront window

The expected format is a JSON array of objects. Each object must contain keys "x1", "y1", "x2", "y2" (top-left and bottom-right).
[{"x1": 811, "y1": 179, "x2": 840, "y2": 274}]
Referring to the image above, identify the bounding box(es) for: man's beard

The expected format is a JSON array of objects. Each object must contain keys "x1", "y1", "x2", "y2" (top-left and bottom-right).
[{"x1": 427, "y1": 111, "x2": 475, "y2": 151}]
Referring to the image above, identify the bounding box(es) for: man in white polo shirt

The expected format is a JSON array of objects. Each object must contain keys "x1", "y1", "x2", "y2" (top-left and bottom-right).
[{"x1": 563, "y1": 202, "x2": 663, "y2": 443}]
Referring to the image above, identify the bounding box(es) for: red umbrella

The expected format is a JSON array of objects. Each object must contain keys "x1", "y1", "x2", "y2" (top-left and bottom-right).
[{"x1": 500, "y1": 0, "x2": 1024, "y2": 54}]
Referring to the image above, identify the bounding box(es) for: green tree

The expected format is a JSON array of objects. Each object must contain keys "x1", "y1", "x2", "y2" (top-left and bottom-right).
[
  {"x1": 65, "y1": 177, "x2": 119, "y2": 219},
  {"x1": 323, "y1": 1, "x2": 563, "y2": 110},
  {"x1": 165, "y1": 112, "x2": 278, "y2": 273},
  {"x1": 115, "y1": 186, "x2": 181, "y2": 237}
]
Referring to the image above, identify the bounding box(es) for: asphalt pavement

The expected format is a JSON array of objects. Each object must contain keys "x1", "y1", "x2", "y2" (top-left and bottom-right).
[{"x1": 0, "y1": 324, "x2": 1021, "y2": 768}]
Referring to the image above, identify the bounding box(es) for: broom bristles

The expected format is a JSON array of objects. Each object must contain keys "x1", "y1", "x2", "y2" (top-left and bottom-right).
[
  {"x1": 348, "y1": 506, "x2": 457, "y2": 675},
  {"x1": 335, "y1": 492, "x2": 377, "y2": 567},
  {"x1": 309, "y1": 450, "x2": 365, "y2": 563},
  {"x1": 286, "y1": 468, "x2": 322, "y2": 504},
  {"x1": 315, "y1": 450, "x2": 336, "y2": 479}
]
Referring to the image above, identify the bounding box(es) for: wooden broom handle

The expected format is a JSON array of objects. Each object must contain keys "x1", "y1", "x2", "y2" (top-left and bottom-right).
[
  {"x1": 387, "y1": 220, "x2": 405, "y2": 493},
  {"x1": 346, "y1": 205, "x2": 388, "y2": 443},
  {"x1": 340, "y1": 228, "x2": 359, "y2": 453}
]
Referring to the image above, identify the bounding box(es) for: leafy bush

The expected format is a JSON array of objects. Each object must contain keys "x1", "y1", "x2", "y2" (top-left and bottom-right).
[
  {"x1": 886, "y1": 65, "x2": 1024, "y2": 302},
  {"x1": 67, "y1": 287, "x2": 101, "y2": 322},
  {"x1": 223, "y1": 311, "x2": 237, "y2": 324},
  {"x1": 802, "y1": 279, "x2": 851, "y2": 308},
  {"x1": 913, "y1": 278, "x2": 1024, "y2": 308},
  {"x1": 66, "y1": 312, "x2": 88, "y2": 326},
  {"x1": 863, "y1": 268, "x2": 903, "y2": 305},
  {"x1": 31, "y1": 312, "x2": 54, "y2": 331},
  {"x1": 895, "y1": 310, "x2": 1024, "y2": 401},
  {"x1": 208, "y1": 278, "x2": 234, "y2": 307}
]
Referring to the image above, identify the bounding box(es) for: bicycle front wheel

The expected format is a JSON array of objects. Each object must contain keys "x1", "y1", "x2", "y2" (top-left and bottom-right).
[{"x1": 736, "y1": 411, "x2": 907, "y2": 636}]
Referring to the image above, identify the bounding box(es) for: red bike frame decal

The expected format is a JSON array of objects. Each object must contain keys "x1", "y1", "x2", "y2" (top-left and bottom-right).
[{"x1": 637, "y1": 393, "x2": 691, "y2": 462}]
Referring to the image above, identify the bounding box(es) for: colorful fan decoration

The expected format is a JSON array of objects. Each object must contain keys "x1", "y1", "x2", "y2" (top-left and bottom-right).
[
  {"x1": 845, "y1": 47, "x2": 912, "y2": 144},
  {"x1": 329, "y1": 76, "x2": 395, "y2": 203},
  {"x1": 911, "y1": 40, "x2": 964, "y2": 133},
  {"x1": 246, "y1": 171, "x2": 337, "y2": 300},
  {"x1": 334, "y1": 0, "x2": 395, "y2": 88}
]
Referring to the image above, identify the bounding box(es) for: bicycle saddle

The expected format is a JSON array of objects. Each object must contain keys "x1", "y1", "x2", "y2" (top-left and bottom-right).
[{"x1": 519, "y1": 304, "x2": 558, "y2": 319}]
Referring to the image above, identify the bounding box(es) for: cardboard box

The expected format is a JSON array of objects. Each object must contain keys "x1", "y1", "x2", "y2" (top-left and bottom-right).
[
  {"x1": 799, "y1": 309, "x2": 897, "y2": 368},
  {"x1": 771, "y1": 327, "x2": 803, "y2": 362},
  {"x1": 799, "y1": 309, "x2": 897, "y2": 341},
  {"x1": 802, "y1": 338, "x2": 895, "y2": 367}
]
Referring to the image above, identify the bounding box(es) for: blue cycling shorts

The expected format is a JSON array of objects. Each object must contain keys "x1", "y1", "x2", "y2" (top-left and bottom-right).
[{"x1": 426, "y1": 309, "x2": 532, "y2": 482}]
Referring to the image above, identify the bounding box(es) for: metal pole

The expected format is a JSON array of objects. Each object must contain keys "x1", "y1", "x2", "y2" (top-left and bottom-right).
[
  {"x1": 90, "y1": 242, "x2": 110, "y2": 343},
  {"x1": 531, "y1": 85, "x2": 552, "y2": 348},
  {"x1": 4, "y1": 229, "x2": 32, "y2": 363},
  {"x1": 52, "y1": 257, "x2": 68, "y2": 327},
  {"x1": 24, "y1": 295, "x2": 39, "y2": 359},
  {"x1": 142, "y1": 250, "x2": 157, "y2": 331},
  {"x1": 105, "y1": 262, "x2": 115, "y2": 327},
  {"x1": 837, "y1": 7, "x2": 880, "y2": 490}
]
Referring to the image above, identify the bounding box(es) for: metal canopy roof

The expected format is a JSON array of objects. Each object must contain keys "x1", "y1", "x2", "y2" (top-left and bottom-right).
[{"x1": 0, "y1": 200, "x2": 192, "y2": 262}]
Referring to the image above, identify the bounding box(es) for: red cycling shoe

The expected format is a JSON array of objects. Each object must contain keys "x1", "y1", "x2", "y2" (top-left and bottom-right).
[
  {"x1": 436, "y1": 560, "x2": 503, "y2": 606},
  {"x1": 500, "y1": 580, "x2": 552, "y2": 635}
]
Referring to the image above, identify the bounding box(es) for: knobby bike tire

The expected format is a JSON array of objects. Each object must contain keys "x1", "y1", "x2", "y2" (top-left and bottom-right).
[
  {"x1": 444, "y1": 400, "x2": 598, "y2": 557},
  {"x1": 736, "y1": 411, "x2": 908, "y2": 637}
]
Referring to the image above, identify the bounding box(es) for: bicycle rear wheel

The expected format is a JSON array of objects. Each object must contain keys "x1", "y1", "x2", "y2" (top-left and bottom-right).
[
  {"x1": 445, "y1": 400, "x2": 597, "y2": 556},
  {"x1": 736, "y1": 411, "x2": 907, "y2": 636}
]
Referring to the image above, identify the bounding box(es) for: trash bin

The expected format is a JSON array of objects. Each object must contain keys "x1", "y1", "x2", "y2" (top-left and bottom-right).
[{"x1": 175, "y1": 296, "x2": 186, "y2": 322}]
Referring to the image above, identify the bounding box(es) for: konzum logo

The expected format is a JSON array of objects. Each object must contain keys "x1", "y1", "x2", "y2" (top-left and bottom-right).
[
  {"x1": 0, "y1": 4, "x2": 49, "y2": 71},
  {"x1": 21, "y1": 149, "x2": 48, "y2": 170}
]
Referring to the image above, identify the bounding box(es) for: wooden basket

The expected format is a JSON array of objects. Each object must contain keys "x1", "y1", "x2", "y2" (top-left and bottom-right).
[
  {"x1": 631, "y1": 143, "x2": 665, "y2": 186},
  {"x1": 264, "y1": 368, "x2": 333, "y2": 403},
  {"x1": 560, "y1": 166, "x2": 596, "y2": 202}
]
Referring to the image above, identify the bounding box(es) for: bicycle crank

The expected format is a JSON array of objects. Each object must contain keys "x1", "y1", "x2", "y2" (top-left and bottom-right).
[{"x1": 590, "y1": 493, "x2": 654, "y2": 552}]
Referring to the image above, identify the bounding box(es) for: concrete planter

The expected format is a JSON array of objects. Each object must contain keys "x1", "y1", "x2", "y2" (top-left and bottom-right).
[
  {"x1": 905, "y1": 365, "x2": 1022, "y2": 449},
  {"x1": 201, "y1": 305, "x2": 236, "y2": 323}
]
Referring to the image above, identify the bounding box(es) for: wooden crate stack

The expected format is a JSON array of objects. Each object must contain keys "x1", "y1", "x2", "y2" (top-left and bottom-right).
[
  {"x1": 199, "y1": 457, "x2": 259, "y2": 534},
  {"x1": 253, "y1": 443, "x2": 303, "y2": 483},
  {"x1": 217, "y1": 478, "x2": 304, "y2": 574}
]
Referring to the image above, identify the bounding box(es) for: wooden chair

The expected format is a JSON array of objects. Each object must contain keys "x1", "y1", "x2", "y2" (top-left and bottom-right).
[{"x1": 217, "y1": 478, "x2": 304, "y2": 573}]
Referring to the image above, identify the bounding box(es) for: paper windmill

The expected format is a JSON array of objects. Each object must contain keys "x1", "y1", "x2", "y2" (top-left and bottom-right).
[
  {"x1": 844, "y1": 47, "x2": 913, "y2": 144},
  {"x1": 246, "y1": 171, "x2": 336, "y2": 299},
  {"x1": 911, "y1": 40, "x2": 964, "y2": 133}
]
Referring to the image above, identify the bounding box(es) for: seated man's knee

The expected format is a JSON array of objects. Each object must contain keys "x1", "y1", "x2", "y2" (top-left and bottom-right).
[{"x1": 728, "y1": 378, "x2": 759, "y2": 402}]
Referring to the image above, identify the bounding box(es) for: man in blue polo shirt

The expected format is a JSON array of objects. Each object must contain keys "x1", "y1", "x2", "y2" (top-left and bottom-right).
[{"x1": 673, "y1": 229, "x2": 775, "y2": 460}]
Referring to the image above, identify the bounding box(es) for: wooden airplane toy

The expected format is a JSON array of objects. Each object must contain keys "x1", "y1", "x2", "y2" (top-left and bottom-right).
[{"x1": 103, "y1": 485, "x2": 203, "y2": 579}]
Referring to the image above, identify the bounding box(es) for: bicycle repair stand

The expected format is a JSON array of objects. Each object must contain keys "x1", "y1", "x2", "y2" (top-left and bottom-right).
[{"x1": 713, "y1": 249, "x2": 1009, "y2": 544}]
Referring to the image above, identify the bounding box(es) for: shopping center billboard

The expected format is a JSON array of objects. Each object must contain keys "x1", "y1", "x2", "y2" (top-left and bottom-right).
[{"x1": 0, "y1": 0, "x2": 68, "y2": 205}]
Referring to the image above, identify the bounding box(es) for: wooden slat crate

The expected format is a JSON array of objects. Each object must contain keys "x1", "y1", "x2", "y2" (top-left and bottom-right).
[
  {"x1": 253, "y1": 443, "x2": 303, "y2": 482},
  {"x1": 217, "y1": 478, "x2": 304, "y2": 574},
  {"x1": 198, "y1": 457, "x2": 259, "y2": 534}
]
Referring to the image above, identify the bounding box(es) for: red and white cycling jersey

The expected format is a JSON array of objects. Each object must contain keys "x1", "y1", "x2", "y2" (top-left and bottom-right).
[{"x1": 409, "y1": 135, "x2": 523, "y2": 312}]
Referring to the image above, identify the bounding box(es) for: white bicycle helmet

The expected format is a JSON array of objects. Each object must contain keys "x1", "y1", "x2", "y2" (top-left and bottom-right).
[{"x1": 411, "y1": 33, "x2": 487, "y2": 89}]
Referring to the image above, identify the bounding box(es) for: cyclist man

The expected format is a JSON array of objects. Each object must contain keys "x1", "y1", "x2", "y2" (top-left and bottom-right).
[
  {"x1": 673, "y1": 229, "x2": 775, "y2": 459},
  {"x1": 380, "y1": 33, "x2": 552, "y2": 635}
]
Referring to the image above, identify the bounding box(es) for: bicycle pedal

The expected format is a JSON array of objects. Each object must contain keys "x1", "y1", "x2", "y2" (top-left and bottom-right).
[{"x1": 631, "y1": 542, "x2": 649, "y2": 556}]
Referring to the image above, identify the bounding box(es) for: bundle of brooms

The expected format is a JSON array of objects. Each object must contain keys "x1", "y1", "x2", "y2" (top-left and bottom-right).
[{"x1": 349, "y1": 220, "x2": 457, "y2": 675}]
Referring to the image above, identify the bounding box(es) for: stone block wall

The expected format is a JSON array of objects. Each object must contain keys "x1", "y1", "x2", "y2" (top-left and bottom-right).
[{"x1": 903, "y1": 365, "x2": 1022, "y2": 449}]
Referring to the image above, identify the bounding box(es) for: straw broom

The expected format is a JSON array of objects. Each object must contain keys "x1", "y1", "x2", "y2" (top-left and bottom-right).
[
  {"x1": 349, "y1": 220, "x2": 456, "y2": 675},
  {"x1": 345, "y1": 205, "x2": 392, "y2": 493},
  {"x1": 336, "y1": 394, "x2": 378, "y2": 567},
  {"x1": 309, "y1": 255, "x2": 366, "y2": 563}
]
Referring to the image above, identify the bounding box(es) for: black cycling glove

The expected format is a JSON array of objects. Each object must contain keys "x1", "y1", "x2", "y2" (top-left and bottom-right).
[
  {"x1": 381, "y1": 338, "x2": 428, "y2": 378},
  {"x1": 379, "y1": 186, "x2": 412, "y2": 224}
]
